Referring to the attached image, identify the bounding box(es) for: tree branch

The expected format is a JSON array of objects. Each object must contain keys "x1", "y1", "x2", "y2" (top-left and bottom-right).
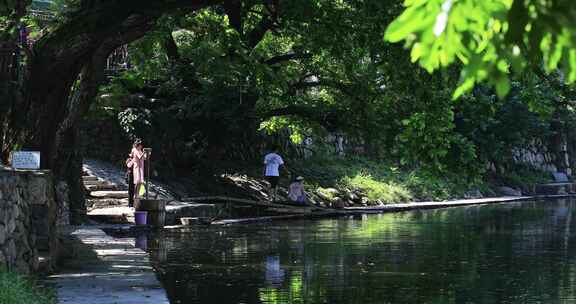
[
  {"x1": 247, "y1": 17, "x2": 275, "y2": 49},
  {"x1": 264, "y1": 52, "x2": 312, "y2": 65},
  {"x1": 245, "y1": 1, "x2": 281, "y2": 49},
  {"x1": 51, "y1": 13, "x2": 156, "y2": 170},
  {"x1": 260, "y1": 104, "x2": 342, "y2": 131},
  {"x1": 223, "y1": 0, "x2": 243, "y2": 34},
  {"x1": 163, "y1": 31, "x2": 181, "y2": 62}
]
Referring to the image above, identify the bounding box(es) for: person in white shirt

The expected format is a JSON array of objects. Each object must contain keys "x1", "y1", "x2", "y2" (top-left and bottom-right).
[{"x1": 264, "y1": 145, "x2": 284, "y2": 202}]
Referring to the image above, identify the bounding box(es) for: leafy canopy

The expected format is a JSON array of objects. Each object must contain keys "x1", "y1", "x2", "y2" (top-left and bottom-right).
[{"x1": 385, "y1": 0, "x2": 576, "y2": 98}]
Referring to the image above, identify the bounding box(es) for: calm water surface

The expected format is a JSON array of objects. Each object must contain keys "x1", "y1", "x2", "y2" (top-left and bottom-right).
[{"x1": 145, "y1": 199, "x2": 576, "y2": 304}]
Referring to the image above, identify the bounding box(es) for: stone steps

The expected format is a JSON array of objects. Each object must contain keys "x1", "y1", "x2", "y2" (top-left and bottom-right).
[
  {"x1": 87, "y1": 198, "x2": 129, "y2": 211},
  {"x1": 89, "y1": 190, "x2": 129, "y2": 199},
  {"x1": 82, "y1": 172, "x2": 121, "y2": 194},
  {"x1": 82, "y1": 180, "x2": 109, "y2": 186},
  {"x1": 82, "y1": 176, "x2": 98, "y2": 182},
  {"x1": 84, "y1": 183, "x2": 119, "y2": 192}
]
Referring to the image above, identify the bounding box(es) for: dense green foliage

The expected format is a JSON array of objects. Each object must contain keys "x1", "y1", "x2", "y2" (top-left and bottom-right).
[
  {"x1": 385, "y1": 0, "x2": 576, "y2": 98},
  {"x1": 99, "y1": 1, "x2": 401, "y2": 167},
  {"x1": 0, "y1": 272, "x2": 54, "y2": 304},
  {"x1": 3, "y1": 0, "x2": 571, "y2": 203},
  {"x1": 87, "y1": 0, "x2": 576, "y2": 190}
]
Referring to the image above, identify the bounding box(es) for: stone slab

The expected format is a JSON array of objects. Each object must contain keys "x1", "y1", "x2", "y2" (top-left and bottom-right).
[
  {"x1": 83, "y1": 180, "x2": 110, "y2": 187},
  {"x1": 87, "y1": 198, "x2": 128, "y2": 210},
  {"x1": 88, "y1": 207, "x2": 135, "y2": 224},
  {"x1": 90, "y1": 191, "x2": 129, "y2": 199},
  {"x1": 165, "y1": 202, "x2": 221, "y2": 225},
  {"x1": 48, "y1": 228, "x2": 169, "y2": 304},
  {"x1": 85, "y1": 184, "x2": 119, "y2": 192}
]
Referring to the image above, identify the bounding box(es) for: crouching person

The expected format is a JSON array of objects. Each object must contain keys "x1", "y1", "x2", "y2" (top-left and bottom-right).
[{"x1": 288, "y1": 176, "x2": 308, "y2": 205}]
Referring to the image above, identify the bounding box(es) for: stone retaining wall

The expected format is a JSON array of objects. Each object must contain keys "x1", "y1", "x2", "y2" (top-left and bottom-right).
[{"x1": 0, "y1": 169, "x2": 59, "y2": 273}]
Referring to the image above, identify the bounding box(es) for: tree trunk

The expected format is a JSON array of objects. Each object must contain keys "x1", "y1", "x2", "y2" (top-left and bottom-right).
[
  {"x1": 56, "y1": 125, "x2": 87, "y2": 224},
  {"x1": 49, "y1": 14, "x2": 158, "y2": 222},
  {"x1": 2, "y1": 0, "x2": 219, "y2": 221},
  {"x1": 5, "y1": 0, "x2": 221, "y2": 169},
  {"x1": 0, "y1": 39, "x2": 21, "y2": 162}
]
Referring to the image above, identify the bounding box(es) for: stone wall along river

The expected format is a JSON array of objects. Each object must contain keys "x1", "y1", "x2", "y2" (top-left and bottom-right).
[{"x1": 0, "y1": 169, "x2": 63, "y2": 273}]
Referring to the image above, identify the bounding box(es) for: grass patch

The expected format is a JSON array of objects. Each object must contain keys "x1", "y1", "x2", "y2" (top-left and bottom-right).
[
  {"x1": 0, "y1": 271, "x2": 54, "y2": 304},
  {"x1": 291, "y1": 156, "x2": 485, "y2": 202},
  {"x1": 214, "y1": 155, "x2": 545, "y2": 203},
  {"x1": 340, "y1": 173, "x2": 412, "y2": 203}
]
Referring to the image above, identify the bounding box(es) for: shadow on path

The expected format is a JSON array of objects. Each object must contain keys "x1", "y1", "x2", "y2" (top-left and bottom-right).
[{"x1": 48, "y1": 227, "x2": 169, "y2": 304}]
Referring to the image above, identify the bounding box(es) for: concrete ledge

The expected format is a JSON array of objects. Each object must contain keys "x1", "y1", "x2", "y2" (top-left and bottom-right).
[
  {"x1": 0, "y1": 168, "x2": 52, "y2": 176},
  {"x1": 202, "y1": 195, "x2": 575, "y2": 225}
]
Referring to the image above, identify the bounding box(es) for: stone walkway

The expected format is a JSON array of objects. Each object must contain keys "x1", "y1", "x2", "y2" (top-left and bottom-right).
[{"x1": 48, "y1": 227, "x2": 169, "y2": 304}]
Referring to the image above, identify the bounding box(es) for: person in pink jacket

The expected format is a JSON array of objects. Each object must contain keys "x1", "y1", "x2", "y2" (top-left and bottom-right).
[{"x1": 129, "y1": 140, "x2": 148, "y2": 199}]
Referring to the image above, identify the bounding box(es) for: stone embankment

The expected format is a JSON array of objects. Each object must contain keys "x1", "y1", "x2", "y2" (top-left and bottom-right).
[
  {"x1": 0, "y1": 169, "x2": 63, "y2": 273},
  {"x1": 82, "y1": 159, "x2": 576, "y2": 227},
  {"x1": 223, "y1": 172, "x2": 576, "y2": 209}
]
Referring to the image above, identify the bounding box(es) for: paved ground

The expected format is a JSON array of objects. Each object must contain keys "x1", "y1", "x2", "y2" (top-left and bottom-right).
[{"x1": 48, "y1": 227, "x2": 169, "y2": 304}]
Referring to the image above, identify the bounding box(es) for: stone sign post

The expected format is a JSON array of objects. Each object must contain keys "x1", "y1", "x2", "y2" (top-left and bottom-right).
[{"x1": 11, "y1": 151, "x2": 41, "y2": 169}]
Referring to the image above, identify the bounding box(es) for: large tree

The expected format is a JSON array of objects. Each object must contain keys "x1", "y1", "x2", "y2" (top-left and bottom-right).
[
  {"x1": 107, "y1": 0, "x2": 404, "y2": 164},
  {"x1": 1, "y1": 0, "x2": 223, "y2": 221}
]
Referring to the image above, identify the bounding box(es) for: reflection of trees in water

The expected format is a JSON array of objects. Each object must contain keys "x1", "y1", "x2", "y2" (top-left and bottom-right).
[{"x1": 147, "y1": 200, "x2": 576, "y2": 304}]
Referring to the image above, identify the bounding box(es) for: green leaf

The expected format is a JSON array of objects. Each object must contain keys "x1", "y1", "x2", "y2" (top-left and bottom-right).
[
  {"x1": 410, "y1": 42, "x2": 423, "y2": 62},
  {"x1": 384, "y1": 6, "x2": 431, "y2": 43},
  {"x1": 495, "y1": 75, "x2": 510, "y2": 98}
]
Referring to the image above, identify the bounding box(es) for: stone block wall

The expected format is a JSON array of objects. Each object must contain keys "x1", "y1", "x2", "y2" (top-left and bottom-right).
[{"x1": 0, "y1": 170, "x2": 59, "y2": 274}]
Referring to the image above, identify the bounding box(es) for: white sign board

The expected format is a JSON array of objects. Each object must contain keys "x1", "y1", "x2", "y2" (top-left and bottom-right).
[{"x1": 11, "y1": 151, "x2": 41, "y2": 169}]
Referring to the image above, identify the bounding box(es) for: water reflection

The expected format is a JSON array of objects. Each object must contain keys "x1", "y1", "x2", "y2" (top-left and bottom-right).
[
  {"x1": 265, "y1": 256, "x2": 285, "y2": 287},
  {"x1": 135, "y1": 234, "x2": 148, "y2": 250},
  {"x1": 147, "y1": 199, "x2": 576, "y2": 304}
]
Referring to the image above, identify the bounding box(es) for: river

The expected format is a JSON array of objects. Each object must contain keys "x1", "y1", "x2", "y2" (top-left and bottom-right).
[{"x1": 143, "y1": 198, "x2": 576, "y2": 303}]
